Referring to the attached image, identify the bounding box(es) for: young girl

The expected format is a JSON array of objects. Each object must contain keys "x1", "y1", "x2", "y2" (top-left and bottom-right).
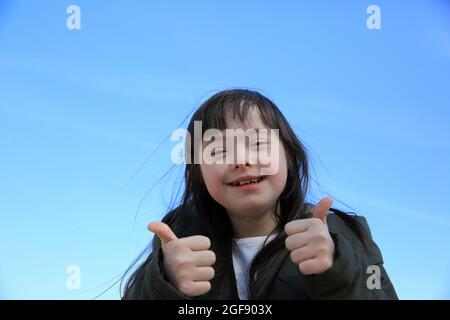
[{"x1": 122, "y1": 89, "x2": 398, "y2": 300}]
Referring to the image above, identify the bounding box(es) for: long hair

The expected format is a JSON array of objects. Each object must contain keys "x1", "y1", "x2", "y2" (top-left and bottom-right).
[{"x1": 122, "y1": 89, "x2": 367, "y2": 299}]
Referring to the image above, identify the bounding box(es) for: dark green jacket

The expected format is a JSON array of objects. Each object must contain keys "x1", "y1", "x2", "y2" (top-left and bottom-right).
[{"x1": 124, "y1": 206, "x2": 398, "y2": 300}]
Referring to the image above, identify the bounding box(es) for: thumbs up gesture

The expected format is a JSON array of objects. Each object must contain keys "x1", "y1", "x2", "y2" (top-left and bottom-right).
[
  {"x1": 148, "y1": 222, "x2": 216, "y2": 297},
  {"x1": 284, "y1": 197, "x2": 335, "y2": 275}
]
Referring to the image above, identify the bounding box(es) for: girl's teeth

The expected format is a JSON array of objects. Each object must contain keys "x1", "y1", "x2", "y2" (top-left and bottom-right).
[{"x1": 232, "y1": 177, "x2": 262, "y2": 186}]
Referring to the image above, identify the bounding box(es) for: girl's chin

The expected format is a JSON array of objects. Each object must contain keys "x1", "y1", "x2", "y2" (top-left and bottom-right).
[{"x1": 224, "y1": 201, "x2": 271, "y2": 215}]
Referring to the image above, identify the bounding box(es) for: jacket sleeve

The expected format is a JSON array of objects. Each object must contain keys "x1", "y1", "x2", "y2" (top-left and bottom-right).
[
  {"x1": 302, "y1": 216, "x2": 398, "y2": 300},
  {"x1": 123, "y1": 246, "x2": 191, "y2": 300}
]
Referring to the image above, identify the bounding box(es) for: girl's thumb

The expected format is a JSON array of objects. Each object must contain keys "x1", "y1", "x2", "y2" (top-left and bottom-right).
[
  {"x1": 313, "y1": 197, "x2": 334, "y2": 223},
  {"x1": 148, "y1": 222, "x2": 178, "y2": 245}
]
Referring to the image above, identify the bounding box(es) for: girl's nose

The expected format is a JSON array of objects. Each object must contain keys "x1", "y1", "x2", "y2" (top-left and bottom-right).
[{"x1": 234, "y1": 162, "x2": 252, "y2": 170}]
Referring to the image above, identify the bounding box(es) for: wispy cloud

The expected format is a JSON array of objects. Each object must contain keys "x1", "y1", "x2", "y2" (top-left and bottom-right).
[
  {"x1": 294, "y1": 96, "x2": 450, "y2": 152},
  {"x1": 0, "y1": 53, "x2": 195, "y2": 102},
  {"x1": 0, "y1": 106, "x2": 154, "y2": 150},
  {"x1": 333, "y1": 186, "x2": 450, "y2": 229}
]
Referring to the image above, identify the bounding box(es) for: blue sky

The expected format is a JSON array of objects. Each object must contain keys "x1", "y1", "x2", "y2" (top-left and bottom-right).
[{"x1": 0, "y1": 0, "x2": 449, "y2": 299}]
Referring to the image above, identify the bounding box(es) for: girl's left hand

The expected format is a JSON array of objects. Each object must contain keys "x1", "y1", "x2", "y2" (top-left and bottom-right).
[{"x1": 284, "y1": 197, "x2": 335, "y2": 275}]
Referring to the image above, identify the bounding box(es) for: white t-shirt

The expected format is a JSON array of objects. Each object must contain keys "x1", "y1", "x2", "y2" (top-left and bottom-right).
[{"x1": 231, "y1": 234, "x2": 277, "y2": 300}]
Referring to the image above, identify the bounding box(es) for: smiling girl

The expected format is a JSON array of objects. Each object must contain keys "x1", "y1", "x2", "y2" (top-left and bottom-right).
[{"x1": 122, "y1": 89, "x2": 397, "y2": 300}]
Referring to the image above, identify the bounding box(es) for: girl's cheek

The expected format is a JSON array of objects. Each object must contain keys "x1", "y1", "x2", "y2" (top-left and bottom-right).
[
  {"x1": 272, "y1": 149, "x2": 289, "y2": 189},
  {"x1": 268, "y1": 165, "x2": 287, "y2": 190},
  {"x1": 201, "y1": 165, "x2": 227, "y2": 200}
]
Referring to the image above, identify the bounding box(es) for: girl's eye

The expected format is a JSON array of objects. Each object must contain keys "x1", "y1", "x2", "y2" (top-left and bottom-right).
[{"x1": 255, "y1": 141, "x2": 268, "y2": 148}]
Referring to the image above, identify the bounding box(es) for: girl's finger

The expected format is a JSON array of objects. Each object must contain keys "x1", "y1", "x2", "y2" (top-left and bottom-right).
[
  {"x1": 284, "y1": 219, "x2": 309, "y2": 236},
  {"x1": 189, "y1": 281, "x2": 212, "y2": 296},
  {"x1": 285, "y1": 232, "x2": 309, "y2": 251},
  {"x1": 148, "y1": 222, "x2": 178, "y2": 245},
  {"x1": 192, "y1": 250, "x2": 216, "y2": 267},
  {"x1": 181, "y1": 235, "x2": 212, "y2": 251},
  {"x1": 289, "y1": 245, "x2": 316, "y2": 265},
  {"x1": 312, "y1": 197, "x2": 334, "y2": 223},
  {"x1": 192, "y1": 267, "x2": 215, "y2": 281}
]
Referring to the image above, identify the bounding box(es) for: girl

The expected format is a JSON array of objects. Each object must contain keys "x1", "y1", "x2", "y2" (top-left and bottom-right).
[{"x1": 122, "y1": 89, "x2": 398, "y2": 300}]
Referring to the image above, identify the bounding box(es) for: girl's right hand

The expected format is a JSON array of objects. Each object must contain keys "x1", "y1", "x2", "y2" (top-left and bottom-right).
[{"x1": 148, "y1": 222, "x2": 216, "y2": 297}]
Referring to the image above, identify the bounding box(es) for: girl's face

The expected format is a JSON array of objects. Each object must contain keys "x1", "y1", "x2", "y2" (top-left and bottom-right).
[{"x1": 200, "y1": 108, "x2": 288, "y2": 222}]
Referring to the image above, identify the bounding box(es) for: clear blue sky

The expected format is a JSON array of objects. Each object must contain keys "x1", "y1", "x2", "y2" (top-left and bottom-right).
[{"x1": 0, "y1": 0, "x2": 449, "y2": 299}]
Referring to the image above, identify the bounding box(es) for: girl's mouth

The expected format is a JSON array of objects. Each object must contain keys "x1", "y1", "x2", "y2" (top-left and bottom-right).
[{"x1": 227, "y1": 176, "x2": 265, "y2": 189}]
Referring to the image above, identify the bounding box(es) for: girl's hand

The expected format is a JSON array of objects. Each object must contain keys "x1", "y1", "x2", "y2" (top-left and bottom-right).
[
  {"x1": 148, "y1": 222, "x2": 216, "y2": 297},
  {"x1": 284, "y1": 197, "x2": 335, "y2": 275}
]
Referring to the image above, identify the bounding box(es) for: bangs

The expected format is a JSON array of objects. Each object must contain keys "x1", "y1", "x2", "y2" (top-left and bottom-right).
[{"x1": 196, "y1": 90, "x2": 282, "y2": 133}]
